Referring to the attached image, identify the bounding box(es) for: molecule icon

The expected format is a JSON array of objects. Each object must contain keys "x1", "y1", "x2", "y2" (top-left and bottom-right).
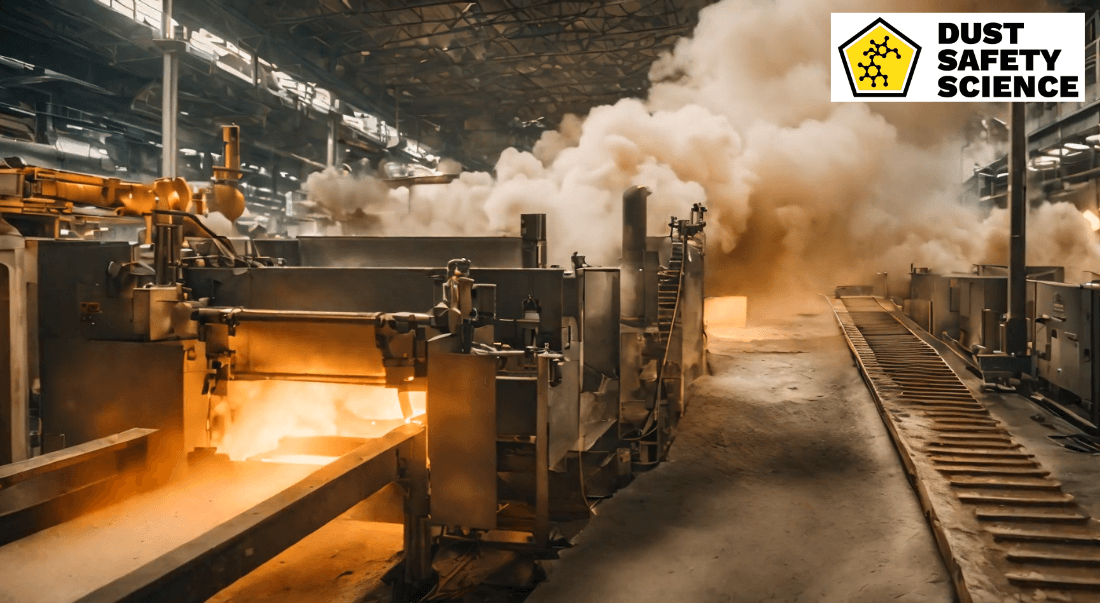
[{"x1": 857, "y1": 36, "x2": 900, "y2": 88}]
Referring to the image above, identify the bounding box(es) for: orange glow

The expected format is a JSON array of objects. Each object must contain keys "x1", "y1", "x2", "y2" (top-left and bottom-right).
[
  {"x1": 1083, "y1": 209, "x2": 1100, "y2": 232},
  {"x1": 259, "y1": 454, "x2": 340, "y2": 466},
  {"x1": 705, "y1": 296, "x2": 748, "y2": 336},
  {"x1": 214, "y1": 381, "x2": 426, "y2": 461}
]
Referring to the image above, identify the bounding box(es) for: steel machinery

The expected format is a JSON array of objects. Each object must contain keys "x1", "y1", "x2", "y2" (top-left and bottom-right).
[
  {"x1": 902, "y1": 264, "x2": 1100, "y2": 427},
  {"x1": 0, "y1": 173, "x2": 708, "y2": 601}
]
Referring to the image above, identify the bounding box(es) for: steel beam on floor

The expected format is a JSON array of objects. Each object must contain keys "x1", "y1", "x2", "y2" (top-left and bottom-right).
[
  {"x1": 0, "y1": 428, "x2": 157, "y2": 545},
  {"x1": 74, "y1": 424, "x2": 425, "y2": 603}
]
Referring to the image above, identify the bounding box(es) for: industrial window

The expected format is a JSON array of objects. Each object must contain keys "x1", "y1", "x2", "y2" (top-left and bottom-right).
[
  {"x1": 189, "y1": 29, "x2": 253, "y2": 83},
  {"x1": 96, "y1": 0, "x2": 165, "y2": 30}
]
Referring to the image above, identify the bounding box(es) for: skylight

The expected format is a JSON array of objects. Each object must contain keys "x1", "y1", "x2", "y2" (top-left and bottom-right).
[{"x1": 93, "y1": 0, "x2": 440, "y2": 165}]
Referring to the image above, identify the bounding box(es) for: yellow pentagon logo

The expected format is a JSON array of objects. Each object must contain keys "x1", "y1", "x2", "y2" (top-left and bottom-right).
[{"x1": 838, "y1": 18, "x2": 921, "y2": 97}]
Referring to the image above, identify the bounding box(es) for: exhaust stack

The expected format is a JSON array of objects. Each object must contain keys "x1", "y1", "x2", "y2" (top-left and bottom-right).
[{"x1": 621, "y1": 185, "x2": 649, "y2": 324}]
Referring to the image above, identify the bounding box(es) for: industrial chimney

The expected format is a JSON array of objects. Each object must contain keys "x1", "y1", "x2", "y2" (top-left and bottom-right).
[{"x1": 621, "y1": 185, "x2": 649, "y2": 325}]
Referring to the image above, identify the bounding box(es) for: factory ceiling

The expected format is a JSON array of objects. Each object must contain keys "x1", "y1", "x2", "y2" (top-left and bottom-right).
[
  {"x1": 0, "y1": 0, "x2": 709, "y2": 173},
  {"x1": 232, "y1": 0, "x2": 712, "y2": 168}
]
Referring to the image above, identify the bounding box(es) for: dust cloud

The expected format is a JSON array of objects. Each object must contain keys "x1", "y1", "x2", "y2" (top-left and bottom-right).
[{"x1": 303, "y1": 0, "x2": 1099, "y2": 318}]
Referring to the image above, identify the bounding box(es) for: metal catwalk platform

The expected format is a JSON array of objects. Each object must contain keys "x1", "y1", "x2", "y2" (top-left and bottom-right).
[{"x1": 833, "y1": 296, "x2": 1100, "y2": 603}]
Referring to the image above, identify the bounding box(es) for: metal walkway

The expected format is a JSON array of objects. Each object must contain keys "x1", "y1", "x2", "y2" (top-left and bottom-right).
[{"x1": 833, "y1": 297, "x2": 1100, "y2": 603}]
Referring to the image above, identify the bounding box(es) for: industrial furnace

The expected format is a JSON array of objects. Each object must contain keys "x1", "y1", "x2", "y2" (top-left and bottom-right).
[{"x1": 0, "y1": 159, "x2": 708, "y2": 602}]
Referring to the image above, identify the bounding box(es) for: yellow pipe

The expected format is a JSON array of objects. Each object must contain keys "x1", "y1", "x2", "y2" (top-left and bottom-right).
[
  {"x1": 209, "y1": 124, "x2": 244, "y2": 221},
  {"x1": 224, "y1": 125, "x2": 240, "y2": 173},
  {"x1": 2, "y1": 126, "x2": 244, "y2": 222}
]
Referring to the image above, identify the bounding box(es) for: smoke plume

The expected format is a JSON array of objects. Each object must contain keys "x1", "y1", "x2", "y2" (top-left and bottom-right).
[{"x1": 303, "y1": 0, "x2": 1100, "y2": 317}]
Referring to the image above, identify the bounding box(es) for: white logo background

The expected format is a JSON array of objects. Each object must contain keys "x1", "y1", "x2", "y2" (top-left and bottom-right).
[{"x1": 831, "y1": 13, "x2": 1085, "y2": 102}]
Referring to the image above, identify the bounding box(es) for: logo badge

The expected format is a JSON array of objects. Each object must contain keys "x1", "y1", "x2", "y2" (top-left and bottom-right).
[{"x1": 838, "y1": 18, "x2": 921, "y2": 97}]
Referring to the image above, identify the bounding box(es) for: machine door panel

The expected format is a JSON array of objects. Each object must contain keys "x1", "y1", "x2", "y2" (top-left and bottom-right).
[{"x1": 427, "y1": 343, "x2": 497, "y2": 530}]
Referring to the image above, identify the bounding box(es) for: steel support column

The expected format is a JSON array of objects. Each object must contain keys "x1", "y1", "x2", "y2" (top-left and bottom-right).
[
  {"x1": 160, "y1": 0, "x2": 179, "y2": 178},
  {"x1": 1006, "y1": 102, "x2": 1027, "y2": 357},
  {"x1": 326, "y1": 114, "x2": 339, "y2": 169}
]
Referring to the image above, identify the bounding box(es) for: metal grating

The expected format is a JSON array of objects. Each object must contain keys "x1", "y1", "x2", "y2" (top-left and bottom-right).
[{"x1": 834, "y1": 297, "x2": 1100, "y2": 602}]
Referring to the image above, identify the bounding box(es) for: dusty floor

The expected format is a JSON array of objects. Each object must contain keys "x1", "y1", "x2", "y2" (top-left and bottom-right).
[
  {"x1": 0, "y1": 459, "x2": 316, "y2": 603},
  {"x1": 526, "y1": 309, "x2": 956, "y2": 603},
  {"x1": 208, "y1": 509, "x2": 403, "y2": 603},
  {"x1": 0, "y1": 309, "x2": 960, "y2": 603}
]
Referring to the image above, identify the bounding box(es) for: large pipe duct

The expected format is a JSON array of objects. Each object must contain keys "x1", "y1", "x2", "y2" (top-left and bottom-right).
[
  {"x1": 1006, "y1": 102, "x2": 1027, "y2": 357},
  {"x1": 621, "y1": 185, "x2": 649, "y2": 324}
]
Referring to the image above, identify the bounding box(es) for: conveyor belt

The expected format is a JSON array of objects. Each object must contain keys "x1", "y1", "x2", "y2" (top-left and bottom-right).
[{"x1": 833, "y1": 297, "x2": 1100, "y2": 603}]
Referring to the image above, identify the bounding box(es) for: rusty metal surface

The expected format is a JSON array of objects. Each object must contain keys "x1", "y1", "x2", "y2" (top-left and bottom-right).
[
  {"x1": 72, "y1": 424, "x2": 423, "y2": 603},
  {"x1": 833, "y1": 296, "x2": 1100, "y2": 601}
]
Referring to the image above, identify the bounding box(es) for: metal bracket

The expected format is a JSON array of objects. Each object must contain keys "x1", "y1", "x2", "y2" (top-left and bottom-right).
[{"x1": 977, "y1": 353, "x2": 1034, "y2": 382}]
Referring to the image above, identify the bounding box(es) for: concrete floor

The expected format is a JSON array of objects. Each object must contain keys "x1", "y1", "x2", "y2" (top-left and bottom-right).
[
  {"x1": 526, "y1": 309, "x2": 956, "y2": 603},
  {"x1": 0, "y1": 308, "x2": 960, "y2": 603}
]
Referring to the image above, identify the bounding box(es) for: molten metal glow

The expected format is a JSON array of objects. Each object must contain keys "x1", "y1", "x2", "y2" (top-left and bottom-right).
[
  {"x1": 215, "y1": 381, "x2": 426, "y2": 461},
  {"x1": 259, "y1": 454, "x2": 341, "y2": 466}
]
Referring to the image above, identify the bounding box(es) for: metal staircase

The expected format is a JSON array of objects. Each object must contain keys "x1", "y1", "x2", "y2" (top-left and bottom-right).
[{"x1": 657, "y1": 239, "x2": 684, "y2": 343}]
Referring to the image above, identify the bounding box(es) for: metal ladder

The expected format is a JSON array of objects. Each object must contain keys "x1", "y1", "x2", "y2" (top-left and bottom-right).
[{"x1": 657, "y1": 240, "x2": 684, "y2": 343}]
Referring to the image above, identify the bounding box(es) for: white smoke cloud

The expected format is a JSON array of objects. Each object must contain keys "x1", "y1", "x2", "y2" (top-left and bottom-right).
[{"x1": 303, "y1": 0, "x2": 1100, "y2": 316}]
